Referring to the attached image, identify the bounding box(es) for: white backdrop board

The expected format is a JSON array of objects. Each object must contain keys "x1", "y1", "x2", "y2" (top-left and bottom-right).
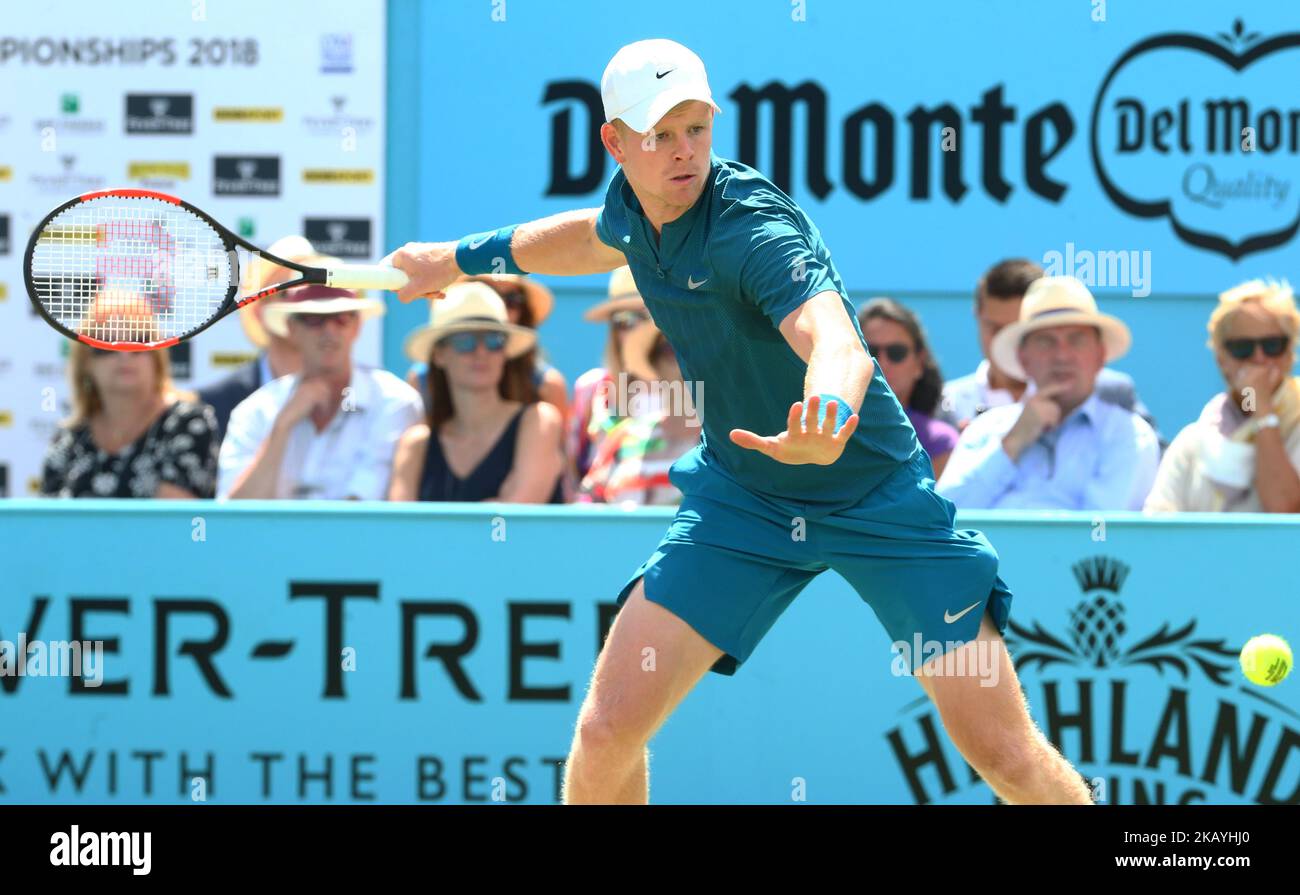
[{"x1": 0, "y1": 0, "x2": 387, "y2": 496}]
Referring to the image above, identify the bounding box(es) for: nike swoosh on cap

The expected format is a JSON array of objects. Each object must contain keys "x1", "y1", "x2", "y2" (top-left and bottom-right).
[
  {"x1": 943, "y1": 601, "x2": 982, "y2": 624},
  {"x1": 655, "y1": 69, "x2": 675, "y2": 79}
]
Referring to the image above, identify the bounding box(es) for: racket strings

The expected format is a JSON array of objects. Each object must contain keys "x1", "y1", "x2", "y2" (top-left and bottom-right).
[{"x1": 30, "y1": 195, "x2": 234, "y2": 344}]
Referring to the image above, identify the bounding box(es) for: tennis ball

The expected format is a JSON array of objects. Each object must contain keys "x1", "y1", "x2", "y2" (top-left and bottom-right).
[{"x1": 1240, "y1": 634, "x2": 1292, "y2": 686}]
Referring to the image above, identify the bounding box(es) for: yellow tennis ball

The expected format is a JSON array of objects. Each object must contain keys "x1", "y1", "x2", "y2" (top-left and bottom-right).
[{"x1": 1240, "y1": 634, "x2": 1292, "y2": 686}]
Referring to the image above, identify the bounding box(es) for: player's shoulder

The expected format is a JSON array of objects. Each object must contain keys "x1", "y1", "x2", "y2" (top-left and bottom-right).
[{"x1": 712, "y1": 156, "x2": 800, "y2": 218}]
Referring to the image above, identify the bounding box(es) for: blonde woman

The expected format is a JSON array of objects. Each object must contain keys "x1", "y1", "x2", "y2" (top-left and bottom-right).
[
  {"x1": 41, "y1": 304, "x2": 218, "y2": 498},
  {"x1": 1145, "y1": 279, "x2": 1300, "y2": 513}
]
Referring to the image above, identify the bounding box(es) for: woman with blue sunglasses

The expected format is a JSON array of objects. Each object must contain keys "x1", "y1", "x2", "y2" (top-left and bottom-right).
[
  {"x1": 389, "y1": 281, "x2": 565, "y2": 503},
  {"x1": 1146, "y1": 279, "x2": 1300, "y2": 513}
]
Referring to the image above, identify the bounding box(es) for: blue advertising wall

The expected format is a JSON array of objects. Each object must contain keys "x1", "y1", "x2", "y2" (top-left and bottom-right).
[
  {"x1": 384, "y1": 0, "x2": 1300, "y2": 446},
  {"x1": 2, "y1": 501, "x2": 1298, "y2": 804}
]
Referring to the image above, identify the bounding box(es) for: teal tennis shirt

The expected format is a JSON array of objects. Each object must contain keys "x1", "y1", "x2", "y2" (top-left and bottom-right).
[{"x1": 594, "y1": 153, "x2": 920, "y2": 516}]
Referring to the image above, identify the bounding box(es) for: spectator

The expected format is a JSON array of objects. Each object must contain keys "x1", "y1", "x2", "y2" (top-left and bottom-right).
[
  {"x1": 406, "y1": 274, "x2": 568, "y2": 420},
  {"x1": 388, "y1": 281, "x2": 564, "y2": 502},
  {"x1": 578, "y1": 321, "x2": 701, "y2": 505},
  {"x1": 217, "y1": 279, "x2": 421, "y2": 500},
  {"x1": 857, "y1": 297, "x2": 959, "y2": 478},
  {"x1": 198, "y1": 235, "x2": 309, "y2": 445},
  {"x1": 937, "y1": 276, "x2": 1159, "y2": 509},
  {"x1": 569, "y1": 266, "x2": 658, "y2": 482},
  {"x1": 940, "y1": 258, "x2": 1161, "y2": 442},
  {"x1": 1145, "y1": 279, "x2": 1300, "y2": 513},
  {"x1": 41, "y1": 301, "x2": 217, "y2": 498}
]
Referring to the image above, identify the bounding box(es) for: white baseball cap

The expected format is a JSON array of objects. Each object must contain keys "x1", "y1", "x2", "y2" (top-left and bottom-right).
[{"x1": 601, "y1": 39, "x2": 722, "y2": 134}]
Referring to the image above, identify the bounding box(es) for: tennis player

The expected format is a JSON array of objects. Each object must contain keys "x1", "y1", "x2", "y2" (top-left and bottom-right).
[{"x1": 385, "y1": 39, "x2": 1091, "y2": 805}]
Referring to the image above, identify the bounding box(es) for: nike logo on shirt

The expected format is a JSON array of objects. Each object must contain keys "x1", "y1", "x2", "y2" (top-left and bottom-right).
[
  {"x1": 943, "y1": 601, "x2": 982, "y2": 624},
  {"x1": 687, "y1": 276, "x2": 708, "y2": 289}
]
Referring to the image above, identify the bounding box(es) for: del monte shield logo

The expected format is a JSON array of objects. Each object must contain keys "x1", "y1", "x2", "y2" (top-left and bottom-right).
[{"x1": 1092, "y1": 20, "x2": 1300, "y2": 259}]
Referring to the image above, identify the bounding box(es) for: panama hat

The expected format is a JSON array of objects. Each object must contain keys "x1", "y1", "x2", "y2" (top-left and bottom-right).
[
  {"x1": 990, "y1": 276, "x2": 1132, "y2": 382},
  {"x1": 403, "y1": 280, "x2": 538, "y2": 362},
  {"x1": 237, "y1": 235, "x2": 316, "y2": 348},
  {"x1": 261, "y1": 282, "x2": 386, "y2": 338},
  {"x1": 584, "y1": 266, "x2": 649, "y2": 322}
]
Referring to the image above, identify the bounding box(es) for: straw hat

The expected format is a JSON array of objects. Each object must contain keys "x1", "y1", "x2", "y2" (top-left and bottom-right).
[
  {"x1": 990, "y1": 276, "x2": 1132, "y2": 381},
  {"x1": 461, "y1": 274, "x2": 554, "y2": 326},
  {"x1": 237, "y1": 235, "x2": 317, "y2": 348},
  {"x1": 584, "y1": 266, "x2": 648, "y2": 322},
  {"x1": 403, "y1": 280, "x2": 538, "y2": 362}
]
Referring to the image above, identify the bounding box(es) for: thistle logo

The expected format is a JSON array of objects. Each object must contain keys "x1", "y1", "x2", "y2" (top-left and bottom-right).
[
  {"x1": 886, "y1": 555, "x2": 1300, "y2": 804},
  {"x1": 125, "y1": 94, "x2": 193, "y2": 134},
  {"x1": 1092, "y1": 20, "x2": 1300, "y2": 259},
  {"x1": 29, "y1": 155, "x2": 104, "y2": 194},
  {"x1": 304, "y1": 217, "x2": 372, "y2": 258},
  {"x1": 213, "y1": 155, "x2": 280, "y2": 197}
]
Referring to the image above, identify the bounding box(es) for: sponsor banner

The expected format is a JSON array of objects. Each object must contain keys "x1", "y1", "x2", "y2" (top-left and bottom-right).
[
  {"x1": 124, "y1": 93, "x2": 194, "y2": 134},
  {"x1": 212, "y1": 106, "x2": 283, "y2": 123},
  {"x1": 303, "y1": 217, "x2": 372, "y2": 259},
  {"x1": 213, "y1": 155, "x2": 281, "y2": 196},
  {"x1": 1, "y1": 504, "x2": 1296, "y2": 805},
  {"x1": 301, "y1": 168, "x2": 374, "y2": 184},
  {"x1": 415, "y1": 1, "x2": 1300, "y2": 291}
]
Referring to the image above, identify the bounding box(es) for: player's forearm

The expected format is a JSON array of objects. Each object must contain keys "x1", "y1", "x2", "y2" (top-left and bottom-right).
[
  {"x1": 511, "y1": 208, "x2": 623, "y2": 275},
  {"x1": 803, "y1": 335, "x2": 870, "y2": 413}
]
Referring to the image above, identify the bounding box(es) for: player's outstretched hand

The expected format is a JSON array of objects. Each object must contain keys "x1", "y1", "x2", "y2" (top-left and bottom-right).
[
  {"x1": 381, "y1": 241, "x2": 463, "y2": 303},
  {"x1": 729, "y1": 396, "x2": 859, "y2": 466}
]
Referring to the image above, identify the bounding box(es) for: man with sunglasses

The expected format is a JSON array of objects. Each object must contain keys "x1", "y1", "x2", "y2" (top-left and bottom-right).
[
  {"x1": 385, "y1": 39, "x2": 1093, "y2": 806},
  {"x1": 937, "y1": 276, "x2": 1160, "y2": 510},
  {"x1": 217, "y1": 284, "x2": 423, "y2": 500}
]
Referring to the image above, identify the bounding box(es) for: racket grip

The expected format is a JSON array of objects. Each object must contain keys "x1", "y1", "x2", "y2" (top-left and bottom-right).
[{"x1": 326, "y1": 266, "x2": 410, "y2": 291}]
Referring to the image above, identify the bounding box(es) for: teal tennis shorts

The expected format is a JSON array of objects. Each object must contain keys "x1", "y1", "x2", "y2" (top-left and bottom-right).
[{"x1": 614, "y1": 449, "x2": 1013, "y2": 675}]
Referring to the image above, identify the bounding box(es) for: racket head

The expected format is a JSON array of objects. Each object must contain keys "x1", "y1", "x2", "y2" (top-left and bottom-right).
[{"x1": 24, "y1": 188, "x2": 244, "y2": 351}]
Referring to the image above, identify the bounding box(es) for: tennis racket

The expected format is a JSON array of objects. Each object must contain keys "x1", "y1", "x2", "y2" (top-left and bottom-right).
[{"x1": 24, "y1": 188, "x2": 409, "y2": 351}]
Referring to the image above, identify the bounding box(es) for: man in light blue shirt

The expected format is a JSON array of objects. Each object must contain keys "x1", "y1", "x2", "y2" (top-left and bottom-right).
[
  {"x1": 938, "y1": 276, "x2": 1159, "y2": 509},
  {"x1": 938, "y1": 258, "x2": 1162, "y2": 447}
]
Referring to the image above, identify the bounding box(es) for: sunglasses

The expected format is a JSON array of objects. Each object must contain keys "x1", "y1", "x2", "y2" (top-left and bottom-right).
[
  {"x1": 1223, "y1": 336, "x2": 1289, "y2": 360},
  {"x1": 866, "y1": 342, "x2": 912, "y2": 363},
  {"x1": 611, "y1": 309, "x2": 651, "y2": 331},
  {"x1": 296, "y1": 311, "x2": 359, "y2": 329},
  {"x1": 443, "y1": 331, "x2": 508, "y2": 354}
]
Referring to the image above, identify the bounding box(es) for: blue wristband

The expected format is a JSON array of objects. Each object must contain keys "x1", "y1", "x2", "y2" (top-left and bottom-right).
[
  {"x1": 455, "y1": 226, "x2": 526, "y2": 275},
  {"x1": 802, "y1": 393, "x2": 854, "y2": 434}
]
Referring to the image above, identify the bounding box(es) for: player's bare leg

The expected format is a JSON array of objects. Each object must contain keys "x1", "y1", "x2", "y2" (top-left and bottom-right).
[
  {"x1": 915, "y1": 613, "x2": 1093, "y2": 805},
  {"x1": 563, "y1": 578, "x2": 723, "y2": 804}
]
